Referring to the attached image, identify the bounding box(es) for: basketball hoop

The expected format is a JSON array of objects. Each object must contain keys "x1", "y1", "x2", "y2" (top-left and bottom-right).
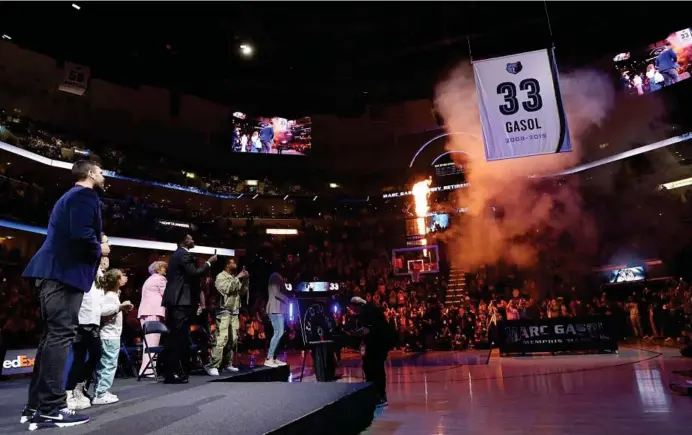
[{"x1": 411, "y1": 270, "x2": 421, "y2": 283}]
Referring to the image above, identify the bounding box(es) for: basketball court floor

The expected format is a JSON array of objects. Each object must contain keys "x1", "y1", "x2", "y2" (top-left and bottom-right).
[{"x1": 286, "y1": 344, "x2": 692, "y2": 435}]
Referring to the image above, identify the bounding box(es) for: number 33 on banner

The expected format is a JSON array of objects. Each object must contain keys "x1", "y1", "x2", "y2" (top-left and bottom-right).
[{"x1": 473, "y1": 48, "x2": 571, "y2": 162}]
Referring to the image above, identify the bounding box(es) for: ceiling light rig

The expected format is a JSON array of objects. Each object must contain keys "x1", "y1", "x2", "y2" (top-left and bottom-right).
[{"x1": 240, "y1": 43, "x2": 254, "y2": 57}]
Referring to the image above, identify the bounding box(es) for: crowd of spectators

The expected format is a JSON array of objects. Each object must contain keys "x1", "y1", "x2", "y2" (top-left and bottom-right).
[
  {"x1": 3, "y1": 230, "x2": 692, "y2": 359},
  {"x1": 2, "y1": 110, "x2": 692, "y2": 366},
  {"x1": 0, "y1": 169, "x2": 382, "y2": 249}
]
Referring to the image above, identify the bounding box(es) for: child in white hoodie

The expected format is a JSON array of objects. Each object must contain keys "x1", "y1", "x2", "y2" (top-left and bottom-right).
[
  {"x1": 92, "y1": 269, "x2": 133, "y2": 405},
  {"x1": 66, "y1": 256, "x2": 108, "y2": 411}
]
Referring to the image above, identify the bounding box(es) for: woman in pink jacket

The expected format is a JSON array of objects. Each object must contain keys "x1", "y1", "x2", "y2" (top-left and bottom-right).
[{"x1": 138, "y1": 261, "x2": 168, "y2": 377}]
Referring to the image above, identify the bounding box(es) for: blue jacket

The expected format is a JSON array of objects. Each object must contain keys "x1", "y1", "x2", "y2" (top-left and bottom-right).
[
  {"x1": 23, "y1": 186, "x2": 102, "y2": 292},
  {"x1": 655, "y1": 48, "x2": 678, "y2": 72},
  {"x1": 259, "y1": 126, "x2": 274, "y2": 143}
]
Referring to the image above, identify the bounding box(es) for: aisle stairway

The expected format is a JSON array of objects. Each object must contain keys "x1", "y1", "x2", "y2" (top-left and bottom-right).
[{"x1": 444, "y1": 267, "x2": 466, "y2": 306}]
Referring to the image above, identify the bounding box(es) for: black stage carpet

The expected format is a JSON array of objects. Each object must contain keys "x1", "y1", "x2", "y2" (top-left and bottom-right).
[{"x1": 0, "y1": 376, "x2": 376, "y2": 435}]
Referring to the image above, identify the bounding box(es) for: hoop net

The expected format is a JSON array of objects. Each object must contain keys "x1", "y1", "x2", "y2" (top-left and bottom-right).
[{"x1": 410, "y1": 270, "x2": 421, "y2": 283}]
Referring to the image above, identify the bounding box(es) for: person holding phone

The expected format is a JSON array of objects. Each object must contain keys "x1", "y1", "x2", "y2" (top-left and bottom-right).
[
  {"x1": 161, "y1": 234, "x2": 217, "y2": 384},
  {"x1": 206, "y1": 257, "x2": 249, "y2": 376}
]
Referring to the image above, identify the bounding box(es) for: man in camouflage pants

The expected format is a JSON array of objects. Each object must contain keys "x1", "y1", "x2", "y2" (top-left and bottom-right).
[{"x1": 206, "y1": 258, "x2": 248, "y2": 376}]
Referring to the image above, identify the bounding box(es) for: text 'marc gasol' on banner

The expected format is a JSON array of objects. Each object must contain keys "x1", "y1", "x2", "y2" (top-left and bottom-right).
[{"x1": 473, "y1": 48, "x2": 571, "y2": 162}]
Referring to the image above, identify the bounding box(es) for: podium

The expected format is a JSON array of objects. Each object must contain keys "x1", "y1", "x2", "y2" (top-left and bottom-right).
[{"x1": 302, "y1": 340, "x2": 337, "y2": 382}]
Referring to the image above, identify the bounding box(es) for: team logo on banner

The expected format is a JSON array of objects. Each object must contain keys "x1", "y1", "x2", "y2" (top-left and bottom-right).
[
  {"x1": 506, "y1": 61, "x2": 523, "y2": 75},
  {"x1": 473, "y1": 48, "x2": 571, "y2": 162}
]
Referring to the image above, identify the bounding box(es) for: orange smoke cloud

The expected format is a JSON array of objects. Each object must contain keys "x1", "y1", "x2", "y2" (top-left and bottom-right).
[{"x1": 434, "y1": 63, "x2": 616, "y2": 273}]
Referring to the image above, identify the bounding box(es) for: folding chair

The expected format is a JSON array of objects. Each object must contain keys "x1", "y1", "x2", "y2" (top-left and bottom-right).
[
  {"x1": 138, "y1": 321, "x2": 168, "y2": 381},
  {"x1": 117, "y1": 342, "x2": 140, "y2": 378},
  {"x1": 189, "y1": 323, "x2": 212, "y2": 372}
]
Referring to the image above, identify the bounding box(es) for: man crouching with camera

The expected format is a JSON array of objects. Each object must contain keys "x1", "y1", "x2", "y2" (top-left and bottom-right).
[
  {"x1": 348, "y1": 296, "x2": 395, "y2": 407},
  {"x1": 206, "y1": 258, "x2": 248, "y2": 376}
]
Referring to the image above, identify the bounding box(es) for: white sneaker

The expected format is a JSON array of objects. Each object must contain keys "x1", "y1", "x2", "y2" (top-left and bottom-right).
[
  {"x1": 264, "y1": 359, "x2": 279, "y2": 368},
  {"x1": 66, "y1": 390, "x2": 78, "y2": 410},
  {"x1": 223, "y1": 365, "x2": 240, "y2": 373},
  {"x1": 92, "y1": 391, "x2": 119, "y2": 405},
  {"x1": 273, "y1": 359, "x2": 288, "y2": 367},
  {"x1": 72, "y1": 385, "x2": 92, "y2": 410},
  {"x1": 206, "y1": 367, "x2": 220, "y2": 376}
]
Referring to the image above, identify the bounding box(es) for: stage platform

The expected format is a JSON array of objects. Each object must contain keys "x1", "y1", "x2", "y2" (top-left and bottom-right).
[
  {"x1": 210, "y1": 364, "x2": 291, "y2": 383},
  {"x1": 0, "y1": 365, "x2": 377, "y2": 435}
]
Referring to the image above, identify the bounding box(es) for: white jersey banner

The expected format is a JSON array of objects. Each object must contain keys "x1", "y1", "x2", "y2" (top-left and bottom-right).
[
  {"x1": 58, "y1": 62, "x2": 90, "y2": 96},
  {"x1": 473, "y1": 48, "x2": 571, "y2": 162}
]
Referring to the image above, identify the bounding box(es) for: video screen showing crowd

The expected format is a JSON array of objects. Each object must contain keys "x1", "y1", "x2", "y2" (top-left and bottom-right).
[
  {"x1": 615, "y1": 28, "x2": 692, "y2": 96},
  {"x1": 229, "y1": 112, "x2": 312, "y2": 156}
]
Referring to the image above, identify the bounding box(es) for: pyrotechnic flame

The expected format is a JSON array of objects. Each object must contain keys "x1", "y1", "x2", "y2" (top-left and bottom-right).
[{"x1": 412, "y1": 179, "x2": 432, "y2": 241}]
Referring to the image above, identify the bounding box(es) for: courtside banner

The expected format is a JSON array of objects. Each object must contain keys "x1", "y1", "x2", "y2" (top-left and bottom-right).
[
  {"x1": 473, "y1": 48, "x2": 571, "y2": 161},
  {"x1": 2, "y1": 348, "x2": 37, "y2": 376}
]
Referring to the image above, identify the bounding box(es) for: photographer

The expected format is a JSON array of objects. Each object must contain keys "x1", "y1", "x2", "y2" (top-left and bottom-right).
[{"x1": 348, "y1": 296, "x2": 395, "y2": 407}]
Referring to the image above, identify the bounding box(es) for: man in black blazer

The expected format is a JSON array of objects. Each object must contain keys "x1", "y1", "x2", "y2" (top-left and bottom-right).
[{"x1": 161, "y1": 234, "x2": 217, "y2": 384}]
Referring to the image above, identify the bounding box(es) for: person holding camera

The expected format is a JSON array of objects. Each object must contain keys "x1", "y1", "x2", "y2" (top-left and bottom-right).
[{"x1": 348, "y1": 296, "x2": 395, "y2": 407}]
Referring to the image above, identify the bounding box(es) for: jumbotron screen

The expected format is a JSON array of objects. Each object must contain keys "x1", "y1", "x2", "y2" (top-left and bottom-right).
[
  {"x1": 614, "y1": 27, "x2": 692, "y2": 96},
  {"x1": 230, "y1": 112, "x2": 312, "y2": 156},
  {"x1": 608, "y1": 267, "x2": 646, "y2": 283}
]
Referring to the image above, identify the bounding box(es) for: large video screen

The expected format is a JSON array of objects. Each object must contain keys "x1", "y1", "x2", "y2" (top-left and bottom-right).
[
  {"x1": 608, "y1": 267, "x2": 646, "y2": 283},
  {"x1": 614, "y1": 28, "x2": 692, "y2": 96},
  {"x1": 405, "y1": 214, "x2": 450, "y2": 240},
  {"x1": 230, "y1": 112, "x2": 311, "y2": 156}
]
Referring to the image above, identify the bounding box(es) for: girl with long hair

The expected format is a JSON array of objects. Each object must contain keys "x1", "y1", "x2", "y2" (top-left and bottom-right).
[{"x1": 92, "y1": 269, "x2": 133, "y2": 405}]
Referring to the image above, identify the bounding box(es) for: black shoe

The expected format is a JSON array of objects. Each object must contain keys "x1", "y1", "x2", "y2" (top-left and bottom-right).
[
  {"x1": 376, "y1": 397, "x2": 388, "y2": 407},
  {"x1": 20, "y1": 406, "x2": 36, "y2": 424},
  {"x1": 163, "y1": 374, "x2": 189, "y2": 384},
  {"x1": 28, "y1": 408, "x2": 90, "y2": 431}
]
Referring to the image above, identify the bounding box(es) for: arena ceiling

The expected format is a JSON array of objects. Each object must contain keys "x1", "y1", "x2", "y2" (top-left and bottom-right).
[{"x1": 1, "y1": 2, "x2": 688, "y2": 115}]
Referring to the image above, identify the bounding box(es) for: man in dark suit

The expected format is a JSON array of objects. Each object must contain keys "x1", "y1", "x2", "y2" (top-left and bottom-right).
[
  {"x1": 655, "y1": 41, "x2": 680, "y2": 86},
  {"x1": 21, "y1": 160, "x2": 108, "y2": 430},
  {"x1": 259, "y1": 121, "x2": 274, "y2": 154},
  {"x1": 161, "y1": 234, "x2": 217, "y2": 384}
]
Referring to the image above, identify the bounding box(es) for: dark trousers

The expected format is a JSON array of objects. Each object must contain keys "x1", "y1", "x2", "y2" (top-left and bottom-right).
[
  {"x1": 163, "y1": 306, "x2": 194, "y2": 378},
  {"x1": 261, "y1": 140, "x2": 272, "y2": 154},
  {"x1": 661, "y1": 68, "x2": 680, "y2": 86},
  {"x1": 363, "y1": 348, "x2": 388, "y2": 399},
  {"x1": 28, "y1": 279, "x2": 84, "y2": 413},
  {"x1": 66, "y1": 325, "x2": 101, "y2": 391}
]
